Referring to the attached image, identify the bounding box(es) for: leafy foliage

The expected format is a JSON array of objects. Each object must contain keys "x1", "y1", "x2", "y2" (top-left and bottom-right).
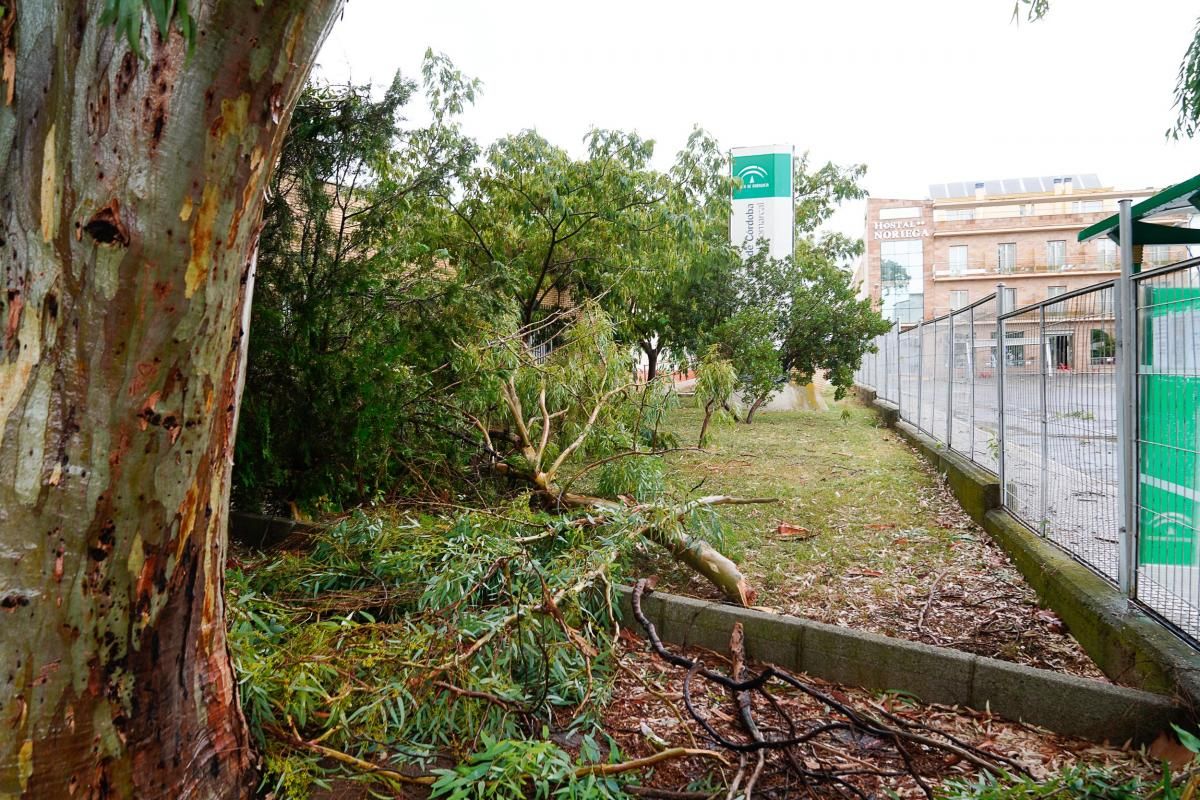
[
  {"x1": 709, "y1": 236, "x2": 890, "y2": 419},
  {"x1": 234, "y1": 58, "x2": 483, "y2": 512},
  {"x1": 941, "y1": 762, "x2": 1197, "y2": 800},
  {"x1": 694, "y1": 345, "x2": 736, "y2": 446},
  {"x1": 98, "y1": 0, "x2": 198, "y2": 55},
  {"x1": 435, "y1": 128, "x2": 663, "y2": 331},
  {"x1": 228, "y1": 509, "x2": 640, "y2": 798}
]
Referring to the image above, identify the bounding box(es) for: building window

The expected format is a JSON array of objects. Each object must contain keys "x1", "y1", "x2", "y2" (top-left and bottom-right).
[
  {"x1": 1046, "y1": 240, "x2": 1066, "y2": 269},
  {"x1": 1004, "y1": 330, "x2": 1025, "y2": 365},
  {"x1": 1046, "y1": 285, "x2": 1067, "y2": 316},
  {"x1": 950, "y1": 290, "x2": 969, "y2": 310},
  {"x1": 1096, "y1": 238, "x2": 1118, "y2": 267},
  {"x1": 879, "y1": 239, "x2": 924, "y2": 324},
  {"x1": 1001, "y1": 287, "x2": 1017, "y2": 312},
  {"x1": 949, "y1": 245, "x2": 968, "y2": 275},
  {"x1": 934, "y1": 208, "x2": 975, "y2": 222},
  {"x1": 878, "y1": 206, "x2": 921, "y2": 220},
  {"x1": 1145, "y1": 244, "x2": 1172, "y2": 266},
  {"x1": 1090, "y1": 329, "x2": 1115, "y2": 365},
  {"x1": 998, "y1": 242, "x2": 1017, "y2": 273}
]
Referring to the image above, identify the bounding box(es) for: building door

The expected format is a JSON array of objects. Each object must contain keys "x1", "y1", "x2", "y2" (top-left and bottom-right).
[{"x1": 1047, "y1": 332, "x2": 1072, "y2": 370}]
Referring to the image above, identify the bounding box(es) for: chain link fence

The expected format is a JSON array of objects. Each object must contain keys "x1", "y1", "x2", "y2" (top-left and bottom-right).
[{"x1": 855, "y1": 259, "x2": 1200, "y2": 647}]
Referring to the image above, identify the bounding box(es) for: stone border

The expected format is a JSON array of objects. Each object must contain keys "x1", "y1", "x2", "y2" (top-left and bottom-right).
[
  {"x1": 619, "y1": 586, "x2": 1180, "y2": 745},
  {"x1": 228, "y1": 510, "x2": 323, "y2": 549},
  {"x1": 855, "y1": 387, "x2": 1200, "y2": 714}
]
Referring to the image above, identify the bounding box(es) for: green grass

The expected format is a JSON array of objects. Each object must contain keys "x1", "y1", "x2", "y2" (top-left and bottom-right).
[{"x1": 643, "y1": 397, "x2": 970, "y2": 609}]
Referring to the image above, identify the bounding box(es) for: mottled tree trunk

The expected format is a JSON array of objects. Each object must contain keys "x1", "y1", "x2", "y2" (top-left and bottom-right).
[{"x1": 0, "y1": 2, "x2": 340, "y2": 797}]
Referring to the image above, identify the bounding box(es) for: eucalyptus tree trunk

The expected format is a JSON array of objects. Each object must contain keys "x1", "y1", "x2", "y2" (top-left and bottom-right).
[{"x1": 0, "y1": 2, "x2": 341, "y2": 797}]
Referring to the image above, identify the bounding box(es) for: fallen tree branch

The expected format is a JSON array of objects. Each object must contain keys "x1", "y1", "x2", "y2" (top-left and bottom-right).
[
  {"x1": 630, "y1": 580, "x2": 1029, "y2": 798},
  {"x1": 268, "y1": 723, "x2": 435, "y2": 787},
  {"x1": 572, "y1": 746, "x2": 730, "y2": 778}
]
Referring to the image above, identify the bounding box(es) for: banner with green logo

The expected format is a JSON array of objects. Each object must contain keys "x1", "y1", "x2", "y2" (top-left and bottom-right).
[
  {"x1": 731, "y1": 152, "x2": 793, "y2": 200},
  {"x1": 1138, "y1": 285, "x2": 1200, "y2": 567},
  {"x1": 730, "y1": 145, "x2": 794, "y2": 261}
]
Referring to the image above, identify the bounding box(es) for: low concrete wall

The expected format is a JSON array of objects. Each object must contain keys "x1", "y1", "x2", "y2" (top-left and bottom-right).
[
  {"x1": 855, "y1": 387, "x2": 1200, "y2": 714},
  {"x1": 618, "y1": 586, "x2": 1180, "y2": 744},
  {"x1": 228, "y1": 510, "x2": 322, "y2": 549}
]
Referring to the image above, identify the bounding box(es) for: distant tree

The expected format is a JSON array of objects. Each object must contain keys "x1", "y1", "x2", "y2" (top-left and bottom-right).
[
  {"x1": 607, "y1": 128, "x2": 740, "y2": 380},
  {"x1": 694, "y1": 345, "x2": 737, "y2": 447},
  {"x1": 717, "y1": 235, "x2": 890, "y2": 423},
  {"x1": 236, "y1": 54, "x2": 483, "y2": 511},
  {"x1": 779, "y1": 237, "x2": 894, "y2": 399},
  {"x1": 437, "y1": 129, "x2": 663, "y2": 332}
]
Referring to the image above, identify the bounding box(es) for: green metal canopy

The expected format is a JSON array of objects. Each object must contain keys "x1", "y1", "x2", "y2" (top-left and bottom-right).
[{"x1": 1078, "y1": 172, "x2": 1200, "y2": 244}]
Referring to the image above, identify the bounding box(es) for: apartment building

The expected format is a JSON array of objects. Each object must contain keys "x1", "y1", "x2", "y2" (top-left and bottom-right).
[{"x1": 853, "y1": 174, "x2": 1193, "y2": 324}]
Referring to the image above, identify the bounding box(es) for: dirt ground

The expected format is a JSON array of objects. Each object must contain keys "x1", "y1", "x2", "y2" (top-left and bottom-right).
[
  {"x1": 602, "y1": 633, "x2": 1165, "y2": 799},
  {"x1": 635, "y1": 398, "x2": 1105, "y2": 679}
]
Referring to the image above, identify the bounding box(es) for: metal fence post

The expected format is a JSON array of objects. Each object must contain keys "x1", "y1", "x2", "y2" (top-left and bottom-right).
[
  {"x1": 969, "y1": 305, "x2": 976, "y2": 462},
  {"x1": 996, "y1": 284, "x2": 1007, "y2": 502},
  {"x1": 916, "y1": 320, "x2": 925, "y2": 433},
  {"x1": 1039, "y1": 303, "x2": 1050, "y2": 536},
  {"x1": 882, "y1": 323, "x2": 889, "y2": 401},
  {"x1": 1115, "y1": 199, "x2": 1138, "y2": 598},
  {"x1": 946, "y1": 313, "x2": 955, "y2": 446}
]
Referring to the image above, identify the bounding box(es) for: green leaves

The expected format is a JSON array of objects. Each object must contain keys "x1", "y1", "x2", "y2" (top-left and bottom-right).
[
  {"x1": 98, "y1": 0, "x2": 196, "y2": 56},
  {"x1": 429, "y1": 736, "x2": 625, "y2": 800},
  {"x1": 236, "y1": 64, "x2": 484, "y2": 511},
  {"x1": 1173, "y1": 723, "x2": 1200, "y2": 755},
  {"x1": 228, "y1": 510, "x2": 636, "y2": 799}
]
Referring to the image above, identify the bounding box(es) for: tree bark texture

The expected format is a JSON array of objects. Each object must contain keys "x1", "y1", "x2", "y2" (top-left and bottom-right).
[{"x1": 0, "y1": 2, "x2": 341, "y2": 797}]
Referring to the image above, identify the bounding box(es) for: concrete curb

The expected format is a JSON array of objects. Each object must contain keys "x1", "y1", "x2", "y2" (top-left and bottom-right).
[
  {"x1": 617, "y1": 586, "x2": 1181, "y2": 745},
  {"x1": 228, "y1": 510, "x2": 323, "y2": 549},
  {"x1": 855, "y1": 388, "x2": 1200, "y2": 714}
]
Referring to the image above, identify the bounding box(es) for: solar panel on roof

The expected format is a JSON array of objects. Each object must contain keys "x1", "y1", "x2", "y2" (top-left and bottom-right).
[{"x1": 929, "y1": 174, "x2": 1105, "y2": 199}]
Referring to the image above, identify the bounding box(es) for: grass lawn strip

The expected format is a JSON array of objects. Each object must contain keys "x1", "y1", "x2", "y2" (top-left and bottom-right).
[{"x1": 639, "y1": 400, "x2": 1103, "y2": 680}]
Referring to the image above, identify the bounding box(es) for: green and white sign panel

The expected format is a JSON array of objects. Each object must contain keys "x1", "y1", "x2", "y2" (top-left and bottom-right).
[
  {"x1": 1139, "y1": 286, "x2": 1200, "y2": 568},
  {"x1": 730, "y1": 145, "x2": 794, "y2": 261}
]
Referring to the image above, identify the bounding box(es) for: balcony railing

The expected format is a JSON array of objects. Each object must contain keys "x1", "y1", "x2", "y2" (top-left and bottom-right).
[{"x1": 933, "y1": 259, "x2": 1121, "y2": 279}]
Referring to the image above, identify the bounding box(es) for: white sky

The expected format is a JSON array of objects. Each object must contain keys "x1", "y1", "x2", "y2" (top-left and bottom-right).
[{"x1": 316, "y1": 0, "x2": 1200, "y2": 240}]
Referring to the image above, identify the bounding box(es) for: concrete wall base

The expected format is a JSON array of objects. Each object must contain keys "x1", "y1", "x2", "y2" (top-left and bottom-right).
[
  {"x1": 855, "y1": 386, "x2": 1200, "y2": 715},
  {"x1": 618, "y1": 586, "x2": 1180, "y2": 745}
]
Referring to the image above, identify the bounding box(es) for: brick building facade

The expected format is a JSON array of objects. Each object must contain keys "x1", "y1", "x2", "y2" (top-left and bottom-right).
[{"x1": 852, "y1": 175, "x2": 1193, "y2": 324}]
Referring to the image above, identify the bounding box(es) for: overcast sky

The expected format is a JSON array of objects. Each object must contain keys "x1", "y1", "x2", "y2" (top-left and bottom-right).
[{"x1": 316, "y1": 0, "x2": 1200, "y2": 239}]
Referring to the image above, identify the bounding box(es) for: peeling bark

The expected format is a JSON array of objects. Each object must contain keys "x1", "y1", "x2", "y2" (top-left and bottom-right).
[{"x1": 0, "y1": 3, "x2": 341, "y2": 797}]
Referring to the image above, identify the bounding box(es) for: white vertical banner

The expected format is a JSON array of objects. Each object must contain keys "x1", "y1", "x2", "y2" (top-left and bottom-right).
[{"x1": 730, "y1": 145, "x2": 794, "y2": 261}]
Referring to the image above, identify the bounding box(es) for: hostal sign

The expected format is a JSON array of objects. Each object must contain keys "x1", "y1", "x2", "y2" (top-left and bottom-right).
[{"x1": 874, "y1": 219, "x2": 929, "y2": 240}]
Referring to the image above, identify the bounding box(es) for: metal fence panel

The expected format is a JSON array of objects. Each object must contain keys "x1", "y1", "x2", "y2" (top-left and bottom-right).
[
  {"x1": 1040, "y1": 286, "x2": 1119, "y2": 581},
  {"x1": 1134, "y1": 262, "x2": 1200, "y2": 641},
  {"x1": 1000, "y1": 306, "x2": 1044, "y2": 531},
  {"x1": 899, "y1": 327, "x2": 920, "y2": 425},
  {"x1": 950, "y1": 308, "x2": 973, "y2": 456},
  {"x1": 853, "y1": 266, "x2": 1200, "y2": 649},
  {"x1": 971, "y1": 297, "x2": 1000, "y2": 472},
  {"x1": 920, "y1": 323, "x2": 936, "y2": 434},
  {"x1": 931, "y1": 316, "x2": 950, "y2": 445}
]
